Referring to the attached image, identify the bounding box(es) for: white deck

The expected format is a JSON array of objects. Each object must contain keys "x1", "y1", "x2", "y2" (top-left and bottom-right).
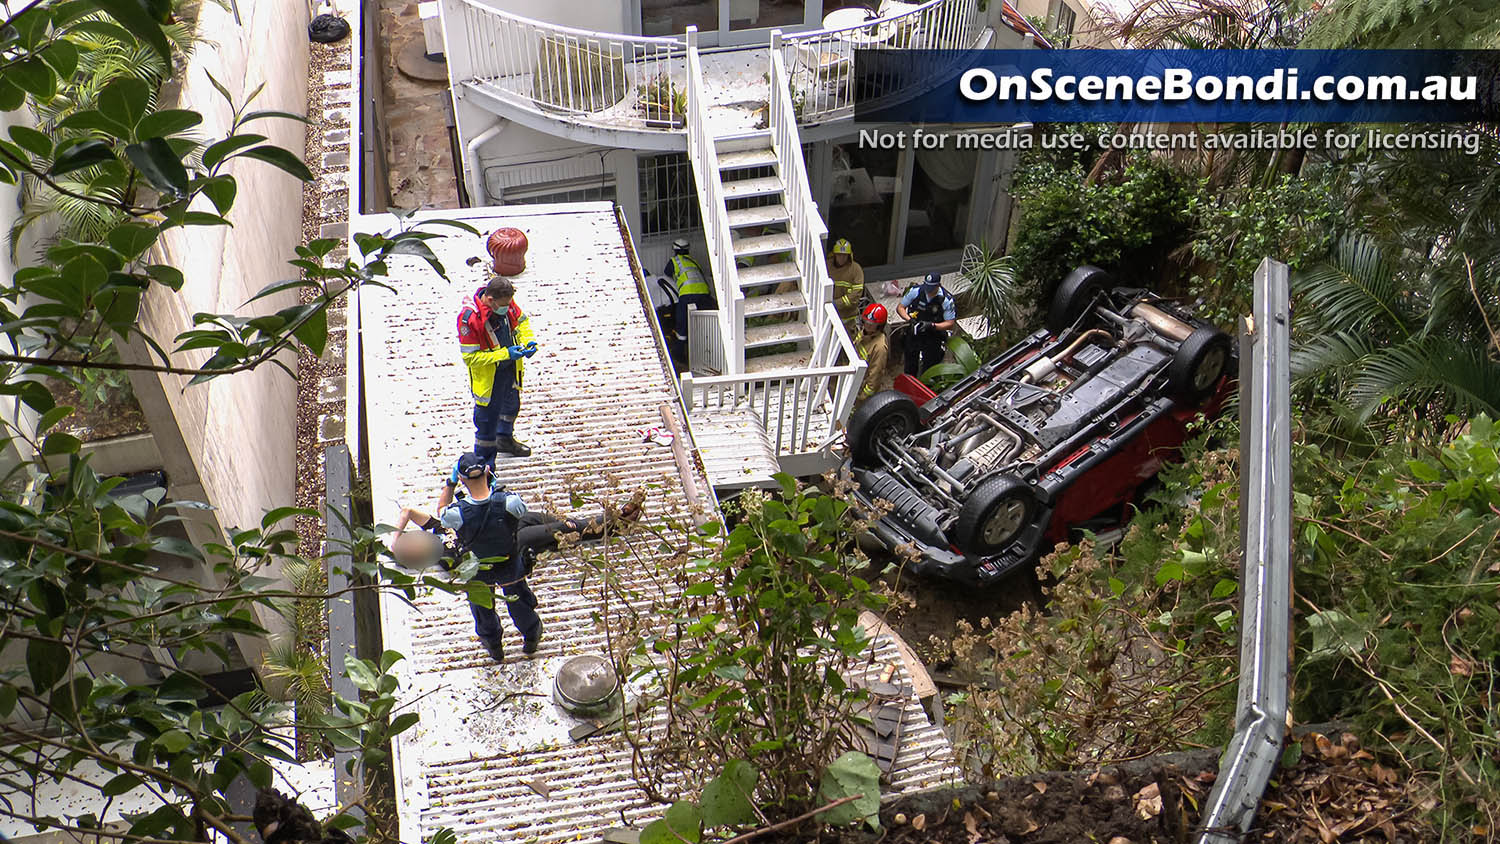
[
  {"x1": 359, "y1": 203, "x2": 955, "y2": 844},
  {"x1": 466, "y1": 47, "x2": 772, "y2": 137}
]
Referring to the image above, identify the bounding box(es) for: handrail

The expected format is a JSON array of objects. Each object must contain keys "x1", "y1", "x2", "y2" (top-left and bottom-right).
[
  {"x1": 684, "y1": 30, "x2": 746, "y2": 373},
  {"x1": 779, "y1": 0, "x2": 979, "y2": 121},
  {"x1": 439, "y1": 0, "x2": 687, "y2": 129},
  {"x1": 767, "y1": 36, "x2": 832, "y2": 343},
  {"x1": 680, "y1": 360, "x2": 864, "y2": 454}
]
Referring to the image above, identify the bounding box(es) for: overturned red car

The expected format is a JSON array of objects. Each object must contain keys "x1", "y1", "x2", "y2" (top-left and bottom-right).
[{"x1": 847, "y1": 266, "x2": 1235, "y2": 586}]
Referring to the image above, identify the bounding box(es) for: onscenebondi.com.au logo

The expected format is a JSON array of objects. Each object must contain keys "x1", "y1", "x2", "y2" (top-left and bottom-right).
[{"x1": 851, "y1": 50, "x2": 1500, "y2": 123}]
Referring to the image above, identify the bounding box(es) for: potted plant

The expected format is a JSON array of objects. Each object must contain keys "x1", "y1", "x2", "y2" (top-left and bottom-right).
[{"x1": 636, "y1": 73, "x2": 686, "y2": 128}]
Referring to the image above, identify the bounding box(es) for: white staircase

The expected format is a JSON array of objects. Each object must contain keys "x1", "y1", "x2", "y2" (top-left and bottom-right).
[{"x1": 681, "y1": 29, "x2": 864, "y2": 488}]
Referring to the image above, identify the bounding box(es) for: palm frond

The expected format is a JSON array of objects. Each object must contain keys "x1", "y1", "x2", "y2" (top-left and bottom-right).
[
  {"x1": 1346, "y1": 337, "x2": 1500, "y2": 421},
  {"x1": 1293, "y1": 234, "x2": 1412, "y2": 336}
]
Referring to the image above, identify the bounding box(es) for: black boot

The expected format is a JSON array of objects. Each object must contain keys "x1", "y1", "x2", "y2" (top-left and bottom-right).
[
  {"x1": 522, "y1": 621, "x2": 543, "y2": 656},
  {"x1": 499, "y1": 437, "x2": 531, "y2": 457},
  {"x1": 481, "y1": 638, "x2": 504, "y2": 663}
]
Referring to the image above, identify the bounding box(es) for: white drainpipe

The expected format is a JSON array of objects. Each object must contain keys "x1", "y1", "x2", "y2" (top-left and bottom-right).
[{"x1": 464, "y1": 120, "x2": 506, "y2": 207}]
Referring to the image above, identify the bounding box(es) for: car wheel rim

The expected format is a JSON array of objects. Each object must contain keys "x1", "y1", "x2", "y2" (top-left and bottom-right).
[
  {"x1": 874, "y1": 416, "x2": 910, "y2": 442},
  {"x1": 982, "y1": 498, "x2": 1026, "y2": 547},
  {"x1": 1195, "y1": 346, "x2": 1227, "y2": 391}
]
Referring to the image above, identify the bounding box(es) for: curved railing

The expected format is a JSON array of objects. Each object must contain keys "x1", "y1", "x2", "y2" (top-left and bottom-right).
[
  {"x1": 440, "y1": 0, "x2": 982, "y2": 132},
  {"x1": 439, "y1": 0, "x2": 688, "y2": 131},
  {"x1": 781, "y1": 0, "x2": 980, "y2": 121}
]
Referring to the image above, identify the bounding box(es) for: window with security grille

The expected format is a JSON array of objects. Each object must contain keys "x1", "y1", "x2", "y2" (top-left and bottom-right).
[
  {"x1": 495, "y1": 176, "x2": 615, "y2": 206},
  {"x1": 638, "y1": 153, "x2": 701, "y2": 236}
]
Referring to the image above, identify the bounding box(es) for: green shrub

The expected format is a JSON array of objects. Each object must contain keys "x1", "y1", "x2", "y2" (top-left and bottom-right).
[{"x1": 1008, "y1": 158, "x2": 1197, "y2": 300}]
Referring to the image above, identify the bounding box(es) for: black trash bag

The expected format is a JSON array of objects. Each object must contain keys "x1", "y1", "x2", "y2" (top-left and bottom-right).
[{"x1": 309, "y1": 13, "x2": 350, "y2": 43}]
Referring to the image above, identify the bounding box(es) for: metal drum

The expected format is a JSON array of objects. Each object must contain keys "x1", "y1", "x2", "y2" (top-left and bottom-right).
[{"x1": 553, "y1": 655, "x2": 620, "y2": 717}]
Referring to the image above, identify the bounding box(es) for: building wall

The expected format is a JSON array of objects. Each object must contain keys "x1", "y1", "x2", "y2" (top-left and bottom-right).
[
  {"x1": 124, "y1": 0, "x2": 310, "y2": 549},
  {"x1": 1010, "y1": 0, "x2": 1116, "y2": 47}
]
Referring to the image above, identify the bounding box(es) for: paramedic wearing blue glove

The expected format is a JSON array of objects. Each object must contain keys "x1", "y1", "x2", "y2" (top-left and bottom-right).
[
  {"x1": 458, "y1": 275, "x2": 539, "y2": 466},
  {"x1": 897, "y1": 272, "x2": 957, "y2": 377}
]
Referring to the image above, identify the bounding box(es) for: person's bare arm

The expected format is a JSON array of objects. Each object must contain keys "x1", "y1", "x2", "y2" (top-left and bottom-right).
[
  {"x1": 395, "y1": 507, "x2": 434, "y2": 532},
  {"x1": 436, "y1": 482, "x2": 456, "y2": 512}
]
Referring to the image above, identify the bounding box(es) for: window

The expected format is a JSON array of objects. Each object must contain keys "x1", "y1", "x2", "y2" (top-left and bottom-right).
[
  {"x1": 500, "y1": 177, "x2": 616, "y2": 206},
  {"x1": 1051, "y1": 0, "x2": 1077, "y2": 46},
  {"x1": 638, "y1": 153, "x2": 701, "y2": 237}
]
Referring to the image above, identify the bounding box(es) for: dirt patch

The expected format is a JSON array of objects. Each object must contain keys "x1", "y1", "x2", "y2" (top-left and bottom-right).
[
  {"x1": 752, "y1": 731, "x2": 1436, "y2": 843},
  {"x1": 45, "y1": 377, "x2": 150, "y2": 442}
]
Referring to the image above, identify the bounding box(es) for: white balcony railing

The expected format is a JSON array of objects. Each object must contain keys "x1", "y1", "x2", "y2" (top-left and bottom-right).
[
  {"x1": 684, "y1": 29, "x2": 747, "y2": 374},
  {"x1": 441, "y1": 0, "x2": 983, "y2": 133},
  {"x1": 767, "y1": 36, "x2": 833, "y2": 342},
  {"x1": 780, "y1": 0, "x2": 980, "y2": 122},
  {"x1": 439, "y1": 0, "x2": 687, "y2": 130}
]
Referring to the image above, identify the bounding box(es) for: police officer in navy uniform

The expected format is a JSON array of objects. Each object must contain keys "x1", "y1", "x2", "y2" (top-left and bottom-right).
[
  {"x1": 438, "y1": 452, "x2": 541, "y2": 662},
  {"x1": 392, "y1": 454, "x2": 647, "y2": 663},
  {"x1": 897, "y1": 271, "x2": 957, "y2": 377},
  {"x1": 664, "y1": 238, "x2": 717, "y2": 354}
]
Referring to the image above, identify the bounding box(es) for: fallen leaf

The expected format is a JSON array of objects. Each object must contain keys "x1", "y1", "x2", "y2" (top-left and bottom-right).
[
  {"x1": 1108, "y1": 838, "x2": 1133, "y2": 844},
  {"x1": 1450, "y1": 655, "x2": 1475, "y2": 677},
  {"x1": 1033, "y1": 781, "x2": 1048, "y2": 794},
  {"x1": 1379, "y1": 820, "x2": 1397, "y2": 841},
  {"x1": 1134, "y1": 782, "x2": 1163, "y2": 819},
  {"x1": 964, "y1": 812, "x2": 979, "y2": 837},
  {"x1": 912, "y1": 814, "x2": 926, "y2": 831},
  {"x1": 1370, "y1": 763, "x2": 1397, "y2": 786},
  {"x1": 1019, "y1": 814, "x2": 1039, "y2": 835}
]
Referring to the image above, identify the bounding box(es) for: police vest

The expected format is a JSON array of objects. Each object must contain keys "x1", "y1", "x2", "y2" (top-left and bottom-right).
[
  {"x1": 910, "y1": 290, "x2": 952, "y2": 323},
  {"x1": 453, "y1": 493, "x2": 520, "y2": 580},
  {"x1": 671, "y1": 256, "x2": 711, "y2": 297}
]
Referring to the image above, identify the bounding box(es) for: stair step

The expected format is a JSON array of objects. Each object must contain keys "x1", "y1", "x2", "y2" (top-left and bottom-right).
[
  {"x1": 726, "y1": 204, "x2": 789, "y2": 229},
  {"x1": 732, "y1": 232, "x2": 795, "y2": 258},
  {"x1": 722, "y1": 176, "x2": 784, "y2": 200},
  {"x1": 738, "y1": 260, "x2": 800, "y2": 289},
  {"x1": 743, "y1": 290, "x2": 806, "y2": 318},
  {"x1": 719, "y1": 147, "x2": 778, "y2": 171},
  {"x1": 715, "y1": 130, "x2": 773, "y2": 153},
  {"x1": 744, "y1": 319, "x2": 813, "y2": 350},
  {"x1": 744, "y1": 349, "x2": 815, "y2": 373}
]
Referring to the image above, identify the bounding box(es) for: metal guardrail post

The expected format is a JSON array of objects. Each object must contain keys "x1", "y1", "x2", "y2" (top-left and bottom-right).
[
  {"x1": 1196, "y1": 258, "x2": 1292, "y2": 843},
  {"x1": 324, "y1": 443, "x2": 364, "y2": 818}
]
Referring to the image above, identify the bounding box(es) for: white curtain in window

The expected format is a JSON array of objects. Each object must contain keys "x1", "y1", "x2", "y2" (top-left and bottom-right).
[{"x1": 916, "y1": 147, "x2": 977, "y2": 192}]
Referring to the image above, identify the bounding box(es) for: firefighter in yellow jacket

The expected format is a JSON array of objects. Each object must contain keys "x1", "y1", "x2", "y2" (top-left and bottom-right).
[{"x1": 458, "y1": 276, "x2": 537, "y2": 466}]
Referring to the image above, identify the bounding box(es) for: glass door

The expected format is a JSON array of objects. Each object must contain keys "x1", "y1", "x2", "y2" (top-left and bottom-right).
[
  {"x1": 641, "y1": 0, "x2": 719, "y2": 40},
  {"x1": 903, "y1": 146, "x2": 978, "y2": 258},
  {"x1": 719, "y1": 0, "x2": 814, "y2": 45}
]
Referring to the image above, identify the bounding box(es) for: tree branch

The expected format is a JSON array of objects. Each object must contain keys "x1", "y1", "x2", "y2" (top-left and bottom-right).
[{"x1": 718, "y1": 794, "x2": 864, "y2": 844}]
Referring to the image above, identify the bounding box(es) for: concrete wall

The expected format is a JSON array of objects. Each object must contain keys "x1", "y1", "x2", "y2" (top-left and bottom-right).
[
  {"x1": 124, "y1": 0, "x2": 310, "y2": 549},
  {"x1": 468, "y1": 0, "x2": 630, "y2": 37}
]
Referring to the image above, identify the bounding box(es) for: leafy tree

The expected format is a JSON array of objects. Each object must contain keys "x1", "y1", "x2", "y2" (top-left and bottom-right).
[{"x1": 0, "y1": 2, "x2": 487, "y2": 842}]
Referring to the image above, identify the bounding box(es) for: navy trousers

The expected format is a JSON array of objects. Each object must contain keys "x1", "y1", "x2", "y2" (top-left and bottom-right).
[
  {"x1": 466, "y1": 512, "x2": 604, "y2": 649},
  {"x1": 904, "y1": 330, "x2": 947, "y2": 377},
  {"x1": 473, "y1": 376, "x2": 522, "y2": 466}
]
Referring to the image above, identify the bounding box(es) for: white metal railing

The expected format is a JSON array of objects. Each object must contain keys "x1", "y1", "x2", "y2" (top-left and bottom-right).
[
  {"x1": 810, "y1": 302, "x2": 865, "y2": 423},
  {"x1": 767, "y1": 35, "x2": 833, "y2": 342},
  {"x1": 684, "y1": 29, "x2": 746, "y2": 374},
  {"x1": 680, "y1": 361, "x2": 863, "y2": 455},
  {"x1": 780, "y1": 0, "x2": 980, "y2": 121},
  {"x1": 439, "y1": 0, "x2": 687, "y2": 129},
  {"x1": 687, "y1": 308, "x2": 725, "y2": 376}
]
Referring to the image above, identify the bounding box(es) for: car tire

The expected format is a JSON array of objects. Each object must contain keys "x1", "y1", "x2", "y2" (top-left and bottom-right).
[
  {"x1": 1047, "y1": 265, "x2": 1113, "y2": 334},
  {"x1": 1167, "y1": 326, "x2": 1232, "y2": 401},
  {"x1": 848, "y1": 391, "x2": 920, "y2": 466},
  {"x1": 951, "y1": 474, "x2": 1037, "y2": 556}
]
